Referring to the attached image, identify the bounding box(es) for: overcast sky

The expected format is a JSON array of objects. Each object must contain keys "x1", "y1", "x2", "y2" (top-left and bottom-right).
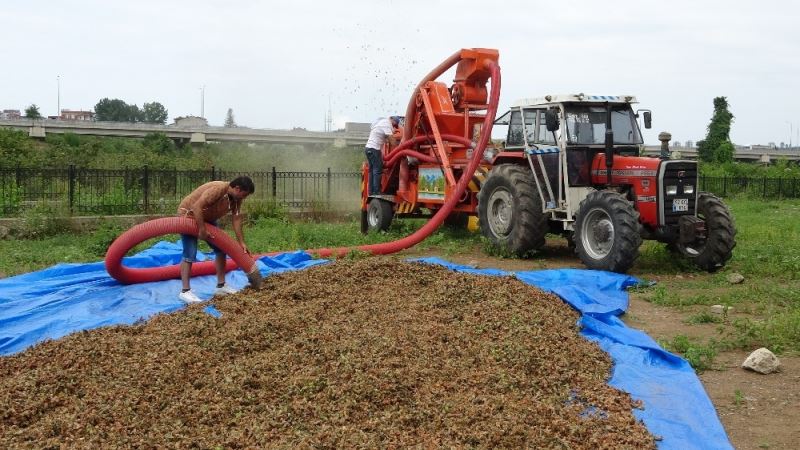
[{"x1": 2, "y1": 0, "x2": 799, "y2": 146}]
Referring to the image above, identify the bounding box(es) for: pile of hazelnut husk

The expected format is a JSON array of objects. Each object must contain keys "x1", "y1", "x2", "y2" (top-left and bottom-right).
[{"x1": 0, "y1": 258, "x2": 654, "y2": 449}]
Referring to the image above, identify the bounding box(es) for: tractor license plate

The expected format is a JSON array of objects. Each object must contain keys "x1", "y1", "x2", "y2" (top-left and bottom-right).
[{"x1": 672, "y1": 198, "x2": 689, "y2": 212}]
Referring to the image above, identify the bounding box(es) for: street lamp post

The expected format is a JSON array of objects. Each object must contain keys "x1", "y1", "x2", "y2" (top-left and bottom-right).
[
  {"x1": 57, "y1": 75, "x2": 61, "y2": 119},
  {"x1": 200, "y1": 85, "x2": 206, "y2": 118}
]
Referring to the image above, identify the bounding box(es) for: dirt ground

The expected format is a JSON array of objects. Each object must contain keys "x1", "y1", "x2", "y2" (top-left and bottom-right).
[{"x1": 401, "y1": 239, "x2": 799, "y2": 450}]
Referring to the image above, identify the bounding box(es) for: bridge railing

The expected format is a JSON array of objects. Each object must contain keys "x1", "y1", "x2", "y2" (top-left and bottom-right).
[{"x1": 0, "y1": 166, "x2": 362, "y2": 217}]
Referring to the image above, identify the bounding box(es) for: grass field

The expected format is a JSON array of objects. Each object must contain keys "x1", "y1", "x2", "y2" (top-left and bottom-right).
[{"x1": 1, "y1": 198, "x2": 798, "y2": 361}]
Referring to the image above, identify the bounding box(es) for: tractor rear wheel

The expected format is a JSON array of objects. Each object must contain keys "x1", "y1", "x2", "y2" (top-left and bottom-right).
[
  {"x1": 477, "y1": 164, "x2": 548, "y2": 256},
  {"x1": 574, "y1": 190, "x2": 642, "y2": 273},
  {"x1": 367, "y1": 198, "x2": 393, "y2": 232},
  {"x1": 673, "y1": 192, "x2": 736, "y2": 272}
]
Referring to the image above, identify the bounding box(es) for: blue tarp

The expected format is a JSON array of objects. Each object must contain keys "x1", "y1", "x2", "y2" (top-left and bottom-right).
[
  {"x1": 0, "y1": 241, "x2": 326, "y2": 356},
  {"x1": 0, "y1": 244, "x2": 731, "y2": 449}
]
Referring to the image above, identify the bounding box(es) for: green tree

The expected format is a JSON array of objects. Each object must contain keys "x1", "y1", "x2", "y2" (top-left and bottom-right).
[
  {"x1": 24, "y1": 104, "x2": 42, "y2": 119},
  {"x1": 143, "y1": 132, "x2": 176, "y2": 154},
  {"x1": 697, "y1": 96, "x2": 735, "y2": 163},
  {"x1": 224, "y1": 108, "x2": 237, "y2": 128},
  {"x1": 129, "y1": 104, "x2": 142, "y2": 122},
  {"x1": 141, "y1": 102, "x2": 168, "y2": 124},
  {"x1": 714, "y1": 141, "x2": 735, "y2": 163},
  {"x1": 95, "y1": 98, "x2": 134, "y2": 122},
  {"x1": 0, "y1": 128, "x2": 36, "y2": 167},
  {"x1": 94, "y1": 98, "x2": 146, "y2": 122}
]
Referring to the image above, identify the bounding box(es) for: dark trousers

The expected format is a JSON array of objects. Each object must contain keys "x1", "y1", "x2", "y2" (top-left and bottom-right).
[{"x1": 365, "y1": 147, "x2": 383, "y2": 195}]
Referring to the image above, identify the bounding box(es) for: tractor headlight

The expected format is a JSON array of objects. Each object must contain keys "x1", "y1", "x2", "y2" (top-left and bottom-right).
[
  {"x1": 666, "y1": 185, "x2": 678, "y2": 195},
  {"x1": 683, "y1": 185, "x2": 694, "y2": 194}
]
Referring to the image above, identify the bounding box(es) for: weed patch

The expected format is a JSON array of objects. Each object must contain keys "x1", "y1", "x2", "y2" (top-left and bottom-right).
[{"x1": 660, "y1": 334, "x2": 718, "y2": 372}]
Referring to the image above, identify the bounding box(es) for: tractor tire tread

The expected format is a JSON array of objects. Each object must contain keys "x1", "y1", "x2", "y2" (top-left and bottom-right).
[
  {"x1": 692, "y1": 192, "x2": 737, "y2": 272},
  {"x1": 574, "y1": 190, "x2": 642, "y2": 273}
]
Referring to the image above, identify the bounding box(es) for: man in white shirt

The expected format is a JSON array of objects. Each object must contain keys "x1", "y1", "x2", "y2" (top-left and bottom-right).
[{"x1": 365, "y1": 116, "x2": 400, "y2": 195}]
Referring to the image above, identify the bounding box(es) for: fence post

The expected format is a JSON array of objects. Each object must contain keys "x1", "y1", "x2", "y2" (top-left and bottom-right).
[
  {"x1": 272, "y1": 166, "x2": 277, "y2": 198},
  {"x1": 723, "y1": 175, "x2": 727, "y2": 196},
  {"x1": 68, "y1": 164, "x2": 75, "y2": 215},
  {"x1": 763, "y1": 176, "x2": 767, "y2": 198},
  {"x1": 143, "y1": 165, "x2": 149, "y2": 214},
  {"x1": 778, "y1": 177, "x2": 783, "y2": 199},
  {"x1": 327, "y1": 167, "x2": 331, "y2": 205},
  {"x1": 211, "y1": 166, "x2": 216, "y2": 182}
]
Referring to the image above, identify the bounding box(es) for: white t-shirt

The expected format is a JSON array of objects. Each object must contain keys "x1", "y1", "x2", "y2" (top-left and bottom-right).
[{"x1": 366, "y1": 117, "x2": 394, "y2": 150}]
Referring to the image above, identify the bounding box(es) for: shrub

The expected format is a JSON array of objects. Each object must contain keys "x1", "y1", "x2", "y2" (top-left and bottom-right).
[
  {"x1": 17, "y1": 204, "x2": 71, "y2": 239},
  {"x1": 245, "y1": 199, "x2": 288, "y2": 221},
  {"x1": 87, "y1": 221, "x2": 125, "y2": 256}
]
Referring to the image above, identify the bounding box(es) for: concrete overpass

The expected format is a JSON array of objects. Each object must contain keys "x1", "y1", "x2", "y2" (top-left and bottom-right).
[
  {"x1": 0, "y1": 118, "x2": 370, "y2": 148},
  {"x1": 3, "y1": 119, "x2": 798, "y2": 162},
  {"x1": 641, "y1": 145, "x2": 800, "y2": 163}
]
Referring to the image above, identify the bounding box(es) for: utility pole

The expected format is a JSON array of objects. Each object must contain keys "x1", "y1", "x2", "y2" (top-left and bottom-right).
[
  {"x1": 56, "y1": 75, "x2": 61, "y2": 119},
  {"x1": 326, "y1": 96, "x2": 333, "y2": 132},
  {"x1": 200, "y1": 85, "x2": 206, "y2": 118}
]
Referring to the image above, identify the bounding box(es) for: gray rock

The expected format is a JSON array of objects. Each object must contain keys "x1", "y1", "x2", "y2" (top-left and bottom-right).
[
  {"x1": 0, "y1": 225, "x2": 9, "y2": 240},
  {"x1": 710, "y1": 304, "x2": 732, "y2": 315},
  {"x1": 727, "y1": 273, "x2": 745, "y2": 284},
  {"x1": 742, "y1": 348, "x2": 781, "y2": 374},
  {"x1": 0, "y1": 272, "x2": 5, "y2": 279}
]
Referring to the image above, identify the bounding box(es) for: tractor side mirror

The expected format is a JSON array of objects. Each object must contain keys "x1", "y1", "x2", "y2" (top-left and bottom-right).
[
  {"x1": 643, "y1": 111, "x2": 652, "y2": 129},
  {"x1": 545, "y1": 109, "x2": 559, "y2": 132}
]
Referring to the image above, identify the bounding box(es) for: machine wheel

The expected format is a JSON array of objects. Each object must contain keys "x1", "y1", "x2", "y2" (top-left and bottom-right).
[
  {"x1": 477, "y1": 164, "x2": 548, "y2": 256},
  {"x1": 673, "y1": 192, "x2": 736, "y2": 272},
  {"x1": 367, "y1": 198, "x2": 393, "y2": 232},
  {"x1": 574, "y1": 190, "x2": 642, "y2": 273}
]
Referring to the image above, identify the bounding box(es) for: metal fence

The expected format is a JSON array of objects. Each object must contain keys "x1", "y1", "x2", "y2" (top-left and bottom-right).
[
  {"x1": 699, "y1": 175, "x2": 800, "y2": 199},
  {"x1": 1, "y1": 168, "x2": 798, "y2": 217},
  {"x1": 0, "y1": 166, "x2": 362, "y2": 217}
]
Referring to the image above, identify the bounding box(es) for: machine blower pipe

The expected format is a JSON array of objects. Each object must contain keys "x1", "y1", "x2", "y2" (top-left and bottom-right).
[
  {"x1": 312, "y1": 59, "x2": 500, "y2": 258},
  {"x1": 383, "y1": 134, "x2": 476, "y2": 168},
  {"x1": 104, "y1": 51, "x2": 500, "y2": 285}
]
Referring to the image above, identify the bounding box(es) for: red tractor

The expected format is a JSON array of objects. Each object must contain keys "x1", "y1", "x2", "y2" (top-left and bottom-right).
[
  {"x1": 361, "y1": 58, "x2": 736, "y2": 273},
  {"x1": 480, "y1": 94, "x2": 736, "y2": 272}
]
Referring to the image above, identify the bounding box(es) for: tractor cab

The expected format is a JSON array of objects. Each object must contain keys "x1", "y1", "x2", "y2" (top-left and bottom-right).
[{"x1": 492, "y1": 94, "x2": 652, "y2": 223}]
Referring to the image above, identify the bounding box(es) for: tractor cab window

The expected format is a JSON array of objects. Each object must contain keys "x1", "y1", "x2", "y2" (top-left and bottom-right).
[
  {"x1": 507, "y1": 110, "x2": 524, "y2": 147},
  {"x1": 522, "y1": 109, "x2": 537, "y2": 145},
  {"x1": 536, "y1": 110, "x2": 556, "y2": 144},
  {"x1": 564, "y1": 105, "x2": 642, "y2": 145}
]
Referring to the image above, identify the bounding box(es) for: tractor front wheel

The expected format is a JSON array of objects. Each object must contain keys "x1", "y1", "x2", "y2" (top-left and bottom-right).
[
  {"x1": 367, "y1": 198, "x2": 393, "y2": 232},
  {"x1": 673, "y1": 192, "x2": 736, "y2": 272},
  {"x1": 477, "y1": 164, "x2": 548, "y2": 256},
  {"x1": 574, "y1": 190, "x2": 642, "y2": 273}
]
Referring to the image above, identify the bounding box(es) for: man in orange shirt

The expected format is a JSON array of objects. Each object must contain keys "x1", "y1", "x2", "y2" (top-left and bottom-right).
[{"x1": 177, "y1": 176, "x2": 254, "y2": 303}]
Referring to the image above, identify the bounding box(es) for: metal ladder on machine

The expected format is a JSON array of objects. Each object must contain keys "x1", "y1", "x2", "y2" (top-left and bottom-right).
[{"x1": 525, "y1": 145, "x2": 568, "y2": 221}]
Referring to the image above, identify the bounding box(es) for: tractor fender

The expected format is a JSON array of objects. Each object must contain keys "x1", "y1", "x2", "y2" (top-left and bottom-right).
[{"x1": 490, "y1": 151, "x2": 527, "y2": 167}]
